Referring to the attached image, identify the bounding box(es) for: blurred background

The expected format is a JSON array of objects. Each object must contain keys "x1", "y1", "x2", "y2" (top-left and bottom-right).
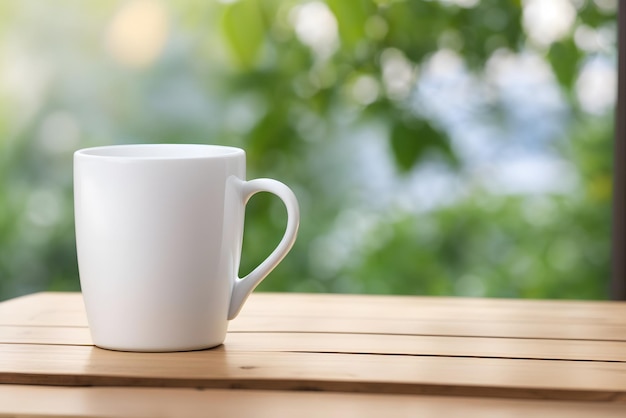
[{"x1": 0, "y1": 0, "x2": 617, "y2": 301}]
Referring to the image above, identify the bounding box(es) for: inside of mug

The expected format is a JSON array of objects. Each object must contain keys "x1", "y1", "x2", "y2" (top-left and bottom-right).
[{"x1": 77, "y1": 144, "x2": 243, "y2": 159}]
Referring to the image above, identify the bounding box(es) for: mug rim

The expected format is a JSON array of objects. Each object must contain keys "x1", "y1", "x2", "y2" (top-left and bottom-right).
[{"x1": 74, "y1": 144, "x2": 245, "y2": 160}]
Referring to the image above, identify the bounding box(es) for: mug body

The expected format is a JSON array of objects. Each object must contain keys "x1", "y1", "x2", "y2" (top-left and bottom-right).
[{"x1": 74, "y1": 144, "x2": 245, "y2": 351}]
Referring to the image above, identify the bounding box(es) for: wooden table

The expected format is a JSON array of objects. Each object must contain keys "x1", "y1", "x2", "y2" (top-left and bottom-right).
[{"x1": 1, "y1": 292, "x2": 626, "y2": 417}]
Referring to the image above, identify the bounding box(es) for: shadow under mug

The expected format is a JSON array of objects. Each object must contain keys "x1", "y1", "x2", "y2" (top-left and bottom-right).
[{"x1": 74, "y1": 144, "x2": 300, "y2": 352}]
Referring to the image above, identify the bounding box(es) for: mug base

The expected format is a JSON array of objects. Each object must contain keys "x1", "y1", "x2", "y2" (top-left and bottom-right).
[{"x1": 92, "y1": 342, "x2": 224, "y2": 353}]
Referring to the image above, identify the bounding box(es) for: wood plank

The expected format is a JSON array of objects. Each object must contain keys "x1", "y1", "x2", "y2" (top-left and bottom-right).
[
  {"x1": 224, "y1": 332, "x2": 626, "y2": 362},
  {"x1": 1, "y1": 344, "x2": 626, "y2": 401},
  {"x1": 0, "y1": 386, "x2": 625, "y2": 418},
  {"x1": 2, "y1": 292, "x2": 625, "y2": 341},
  {"x1": 0, "y1": 326, "x2": 92, "y2": 345},
  {"x1": 231, "y1": 316, "x2": 626, "y2": 341},
  {"x1": 237, "y1": 293, "x2": 626, "y2": 341},
  {"x1": 0, "y1": 293, "x2": 87, "y2": 327},
  {"x1": 2, "y1": 326, "x2": 626, "y2": 363}
]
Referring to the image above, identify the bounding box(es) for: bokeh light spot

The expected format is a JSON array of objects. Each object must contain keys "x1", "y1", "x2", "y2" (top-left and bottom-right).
[{"x1": 105, "y1": 0, "x2": 170, "y2": 69}]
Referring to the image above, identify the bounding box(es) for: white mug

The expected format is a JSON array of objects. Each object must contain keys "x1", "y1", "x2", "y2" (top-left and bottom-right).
[{"x1": 74, "y1": 144, "x2": 299, "y2": 352}]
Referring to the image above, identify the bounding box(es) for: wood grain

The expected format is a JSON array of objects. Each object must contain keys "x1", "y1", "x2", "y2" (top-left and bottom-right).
[
  {"x1": 2, "y1": 326, "x2": 626, "y2": 363},
  {"x1": 2, "y1": 292, "x2": 626, "y2": 405},
  {"x1": 0, "y1": 386, "x2": 625, "y2": 418},
  {"x1": 236, "y1": 293, "x2": 626, "y2": 341},
  {"x1": 2, "y1": 292, "x2": 625, "y2": 340},
  {"x1": 1, "y1": 343, "x2": 626, "y2": 401},
  {"x1": 0, "y1": 292, "x2": 87, "y2": 327}
]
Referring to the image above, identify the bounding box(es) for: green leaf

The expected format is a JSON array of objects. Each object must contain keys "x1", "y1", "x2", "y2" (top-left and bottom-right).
[
  {"x1": 326, "y1": 0, "x2": 372, "y2": 50},
  {"x1": 382, "y1": 1, "x2": 446, "y2": 63},
  {"x1": 548, "y1": 39, "x2": 581, "y2": 89},
  {"x1": 390, "y1": 116, "x2": 452, "y2": 173},
  {"x1": 220, "y1": 0, "x2": 266, "y2": 69}
]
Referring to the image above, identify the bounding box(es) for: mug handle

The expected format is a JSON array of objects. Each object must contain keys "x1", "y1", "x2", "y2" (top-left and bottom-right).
[{"x1": 228, "y1": 178, "x2": 300, "y2": 319}]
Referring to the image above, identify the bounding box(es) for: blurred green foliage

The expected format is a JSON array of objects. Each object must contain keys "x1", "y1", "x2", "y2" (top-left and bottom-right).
[{"x1": 0, "y1": 0, "x2": 616, "y2": 301}]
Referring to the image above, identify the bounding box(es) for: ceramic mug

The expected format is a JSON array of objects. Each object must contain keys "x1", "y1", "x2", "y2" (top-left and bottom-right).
[{"x1": 74, "y1": 144, "x2": 299, "y2": 352}]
